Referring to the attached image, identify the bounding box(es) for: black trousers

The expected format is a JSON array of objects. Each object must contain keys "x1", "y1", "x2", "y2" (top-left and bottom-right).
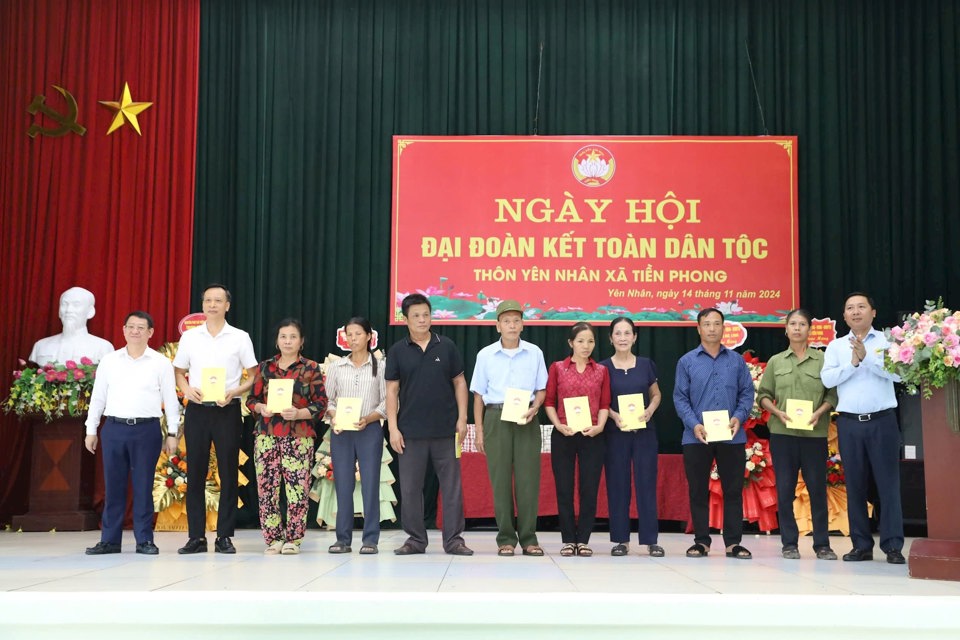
[
  {"x1": 769, "y1": 433, "x2": 830, "y2": 550},
  {"x1": 184, "y1": 402, "x2": 241, "y2": 538},
  {"x1": 683, "y1": 441, "x2": 744, "y2": 548},
  {"x1": 551, "y1": 430, "x2": 605, "y2": 544}
]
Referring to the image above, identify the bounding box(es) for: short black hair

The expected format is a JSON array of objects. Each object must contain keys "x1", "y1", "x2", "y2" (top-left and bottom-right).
[
  {"x1": 124, "y1": 310, "x2": 154, "y2": 329},
  {"x1": 401, "y1": 293, "x2": 431, "y2": 316},
  {"x1": 696, "y1": 307, "x2": 724, "y2": 324},
  {"x1": 202, "y1": 283, "x2": 232, "y2": 303},
  {"x1": 843, "y1": 291, "x2": 875, "y2": 310}
]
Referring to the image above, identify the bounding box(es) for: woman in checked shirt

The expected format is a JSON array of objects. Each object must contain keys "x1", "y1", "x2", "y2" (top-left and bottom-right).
[{"x1": 324, "y1": 317, "x2": 387, "y2": 554}]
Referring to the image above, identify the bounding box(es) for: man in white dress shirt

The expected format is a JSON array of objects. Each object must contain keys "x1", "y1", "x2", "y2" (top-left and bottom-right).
[
  {"x1": 173, "y1": 284, "x2": 257, "y2": 554},
  {"x1": 84, "y1": 311, "x2": 181, "y2": 555}
]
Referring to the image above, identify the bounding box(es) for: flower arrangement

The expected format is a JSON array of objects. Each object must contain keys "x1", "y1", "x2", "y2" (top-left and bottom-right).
[
  {"x1": 744, "y1": 441, "x2": 769, "y2": 483},
  {"x1": 4, "y1": 357, "x2": 98, "y2": 421},
  {"x1": 883, "y1": 299, "x2": 960, "y2": 398},
  {"x1": 313, "y1": 452, "x2": 334, "y2": 481},
  {"x1": 826, "y1": 449, "x2": 845, "y2": 487},
  {"x1": 154, "y1": 450, "x2": 188, "y2": 512},
  {"x1": 742, "y1": 352, "x2": 769, "y2": 426}
]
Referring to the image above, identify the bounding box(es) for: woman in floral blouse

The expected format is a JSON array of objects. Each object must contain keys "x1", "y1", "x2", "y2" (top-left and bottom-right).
[{"x1": 246, "y1": 318, "x2": 327, "y2": 554}]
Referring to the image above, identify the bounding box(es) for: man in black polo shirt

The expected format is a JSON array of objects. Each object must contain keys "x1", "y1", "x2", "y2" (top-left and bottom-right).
[{"x1": 386, "y1": 293, "x2": 473, "y2": 556}]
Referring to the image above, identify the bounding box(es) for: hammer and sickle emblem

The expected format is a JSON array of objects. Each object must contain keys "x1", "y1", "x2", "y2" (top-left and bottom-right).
[{"x1": 27, "y1": 85, "x2": 87, "y2": 138}]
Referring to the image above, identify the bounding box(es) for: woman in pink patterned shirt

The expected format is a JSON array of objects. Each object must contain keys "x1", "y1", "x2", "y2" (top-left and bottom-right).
[{"x1": 544, "y1": 322, "x2": 611, "y2": 557}]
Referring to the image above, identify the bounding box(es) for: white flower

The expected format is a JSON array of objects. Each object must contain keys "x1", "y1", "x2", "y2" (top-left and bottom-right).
[
  {"x1": 579, "y1": 157, "x2": 609, "y2": 178},
  {"x1": 717, "y1": 301, "x2": 744, "y2": 316},
  {"x1": 745, "y1": 461, "x2": 756, "y2": 471}
]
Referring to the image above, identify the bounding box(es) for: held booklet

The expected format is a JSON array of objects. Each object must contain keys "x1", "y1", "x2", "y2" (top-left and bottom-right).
[
  {"x1": 702, "y1": 410, "x2": 732, "y2": 442},
  {"x1": 200, "y1": 367, "x2": 226, "y2": 404},
  {"x1": 266, "y1": 378, "x2": 294, "y2": 413},
  {"x1": 501, "y1": 387, "x2": 532, "y2": 424},
  {"x1": 617, "y1": 394, "x2": 647, "y2": 430},
  {"x1": 334, "y1": 396, "x2": 362, "y2": 430},
  {"x1": 785, "y1": 398, "x2": 815, "y2": 430},
  {"x1": 563, "y1": 396, "x2": 592, "y2": 433}
]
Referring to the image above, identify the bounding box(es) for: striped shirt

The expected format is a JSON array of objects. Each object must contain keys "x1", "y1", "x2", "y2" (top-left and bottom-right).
[
  {"x1": 326, "y1": 353, "x2": 387, "y2": 420},
  {"x1": 673, "y1": 345, "x2": 755, "y2": 446}
]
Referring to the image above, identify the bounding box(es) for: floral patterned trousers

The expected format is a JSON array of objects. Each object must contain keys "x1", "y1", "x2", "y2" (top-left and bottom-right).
[{"x1": 255, "y1": 434, "x2": 315, "y2": 545}]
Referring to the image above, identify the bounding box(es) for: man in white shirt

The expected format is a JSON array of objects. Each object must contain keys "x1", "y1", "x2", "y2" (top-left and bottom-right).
[
  {"x1": 84, "y1": 311, "x2": 181, "y2": 555},
  {"x1": 173, "y1": 284, "x2": 257, "y2": 554}
]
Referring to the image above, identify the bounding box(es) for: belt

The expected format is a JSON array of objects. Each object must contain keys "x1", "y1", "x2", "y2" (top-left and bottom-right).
[
  {"x1": 200, "y1": 399, "x2": 240, "y2": 407},
  {"x1": 485, "y1": 403, "x2": 504, "y2": 409},
  {"x1": 838, "y1": 408, "x2": 895, "y2": 422},
  {"x1": 107, "y1": 416, "x2": 157, "y2": 425}
]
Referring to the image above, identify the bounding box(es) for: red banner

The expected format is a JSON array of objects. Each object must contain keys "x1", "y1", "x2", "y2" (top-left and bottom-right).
[{"x1": 391, "y1": 136, "x2": 799, "y2": 325}]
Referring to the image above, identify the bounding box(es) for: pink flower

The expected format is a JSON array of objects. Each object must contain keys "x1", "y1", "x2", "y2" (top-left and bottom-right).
[
  {"x1": 417, "y1": 286, "x2": 446, "y2": 297},
  {"x1": 73, "y1": 369, "x2": 85, "y2": 380},
  {"x1": 18, "y1": 358, "x2": 27, "y2": 366},
  {"x1": 56, "y1": 371, "x2": 68, "y2": 382},
  {"x1": 949, "y1": 346, "x2": 960, "y2": 364},
  {"x1": 44, "y1": 372, "x2": 57, "y2": 382},
  {"x1": 898, "y1": 345, "x2": 915, "y2": 364},
  {"x1": 432, "y1": 309, "x2": 456, "y2": 319},
  {"x1": 13, "y1": 370, "x2": 22, "y2": 379},
  {"x1": 80, "y1": 357, "x2": 93, "y2": 366},
  {"x1": 887, "y1": 345, "x2": 900, "y2": 362},
  {"x1": 946, "y1": 355, "x2": 955, "y2": 367},
  {"x1": 923, "y1": 332, "x2": 940, "y2": 346},
  {"x1": 890, "y1": 326, "x2": 905, "y2": 340},
  {"x1": 64, "y1": 360, "x2": 77, "y2": 370}
]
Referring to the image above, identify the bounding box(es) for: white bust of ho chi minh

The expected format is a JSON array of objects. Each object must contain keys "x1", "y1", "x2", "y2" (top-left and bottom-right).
[{"x1": 28, "y1": 287, "x2": 115, "y2": 365}]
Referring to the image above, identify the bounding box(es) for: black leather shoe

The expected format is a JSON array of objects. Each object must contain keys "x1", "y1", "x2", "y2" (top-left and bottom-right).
[
  {"x1": 178, "y1": 538, "x2": 208, "y2": 554},
  {"x1": 85, "y1": 541, "x2": 121, "y2": 555},
  {"x1": 842, "y1": 548, "x2": 873, "y2": 562},
  {"x1": 393, "y1": 543, "x2": 425, "y2": 555},
  {"x1": 447, "y1": 544, "x2": 474, "y2": 556},
  {"x1": 214, "y1": 537, "x2": 236, "y2": 554},
  {"x1": 885, "y1": 550, "x2": 906, "y2": 565},
  {"x1": 136, "y1": 541, "x2": 159, "y2": 555}
]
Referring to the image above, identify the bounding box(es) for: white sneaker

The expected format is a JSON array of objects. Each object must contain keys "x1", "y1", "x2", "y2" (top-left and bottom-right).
[
  {"x1": 264, "y1": 541, "x2": 284, "y2": 555},
  {"x1": 281, "y1": 541, "x2": 301, "y2": 555}
]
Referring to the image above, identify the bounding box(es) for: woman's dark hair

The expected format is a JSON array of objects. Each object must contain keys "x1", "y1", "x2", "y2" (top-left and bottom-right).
[
  {"x1": 567, "y1": 321, "x2": 596, "y2": 354},
  {"x1": 345, "y1": 316, "x2": 378, "y2": 377},
  {"x1": 784, "y1": 308, "x2": 813, "y2": 325},
  {"x1": 275, "y1": 318, "x2": 305, "y2": 354},
  {"x1": 609, "y1": 316, "x2": 636, "y2": 337}
]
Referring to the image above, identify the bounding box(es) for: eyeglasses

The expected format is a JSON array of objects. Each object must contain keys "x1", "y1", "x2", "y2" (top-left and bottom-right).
[{"x1": 124, "y1": 325, "x2": 149, "y2": 333}]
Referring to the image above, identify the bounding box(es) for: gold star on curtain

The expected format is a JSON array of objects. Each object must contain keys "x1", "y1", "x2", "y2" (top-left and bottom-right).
[{"x1": 99, "y1": 82, "x2": 153, "y2": 135}]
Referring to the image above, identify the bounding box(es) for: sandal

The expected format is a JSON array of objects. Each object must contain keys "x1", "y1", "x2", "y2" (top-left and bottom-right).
[
  {"x1": 611, "y1": 543, "x2": 629, "y2": 556},
  {"x1": 359, "y1": 544, "x2": 378, "y2": 555},
  {"x1": 560, "y1": 543, "x2": 576, "y2": 557},
  {"x1": 686, "y1": 543, "x2": 710, "y2": 558},
  {"x1": 725, "y1": 544, "x2": 752, "y2": 560},
  {"x1": 497, "y1": 545, "x2": 516, "y2": 557},
  {"x1": 576, "y1": 543, "x2": 593, "y2": 557},
  {"x1": 648, "y1": 544, "x2": 665, "y2": 557},
  {"x1": 328, "y1": 542, "x2": 352, "y2": 554},
  {"x1": 522, "y1": 545, "x2": 544, "y2": 556}
]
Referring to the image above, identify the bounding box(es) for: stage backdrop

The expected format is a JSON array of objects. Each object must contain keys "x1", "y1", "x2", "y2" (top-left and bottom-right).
[
  {"x1": 0, "y1": 0, "x2": 199, "y2": 521},
  {"x1": 391, "y1": 136, "x2": 798, "y2": 325}
]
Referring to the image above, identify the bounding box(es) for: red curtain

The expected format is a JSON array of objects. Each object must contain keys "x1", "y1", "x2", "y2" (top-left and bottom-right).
[{"x1": 0, "y1": 0, "x2": 199, "y2": 521}]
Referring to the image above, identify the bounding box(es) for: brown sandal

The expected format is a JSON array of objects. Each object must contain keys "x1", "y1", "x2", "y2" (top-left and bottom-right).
[
  {"x1": 560, "y1": 543, "x2": 576, "y2": 557},
  {"x1": 576, "y1": 543, "x2": 593, "y2": 557},
  {"x1": 497, "y1": 545, "x2": 515, "y2": 556},
  {"x1": 522, "y1": 545, "x2": 544, "y2": 556}
]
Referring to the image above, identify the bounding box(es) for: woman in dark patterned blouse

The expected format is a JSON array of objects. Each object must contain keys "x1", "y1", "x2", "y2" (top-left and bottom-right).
[
  {"x1": 544, "y1": 322, "x2": 610, "y2": 557},
  {"x1": 246, "y1": 318, "x2": 327, "y2": 555}
]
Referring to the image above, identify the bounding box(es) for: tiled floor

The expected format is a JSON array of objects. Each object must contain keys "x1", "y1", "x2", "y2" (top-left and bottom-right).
[{"x1": 2, "y1": 529, "x2": 959, "y2": 638}]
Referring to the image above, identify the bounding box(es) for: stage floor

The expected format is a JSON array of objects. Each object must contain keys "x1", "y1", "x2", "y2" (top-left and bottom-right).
[{"x1": 2, "y1": 529, "x2": 959, "y2": 638}]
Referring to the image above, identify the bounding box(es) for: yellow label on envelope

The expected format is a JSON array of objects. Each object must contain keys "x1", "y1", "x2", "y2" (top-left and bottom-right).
[
  {"x1": 455, "y1": 432, "x2": 462, "y2": 458},
  {"x1": 266, "y1": 378, "x2": 294, "y2": 413},
  {"x1": 618, "y1": 394, "x2": 647, "y2": 430},
  {"x1": 201, "y1": 367, "x2": 226, "y2": 404},
  {"x1": 334, "y1": 396, "x2": 362, "y2": 430},
  {"x1": 563, "y1": 396, "x2": 592, "y2": 433},
  {"x1": 703, "y1": 410, "x2": 732, "y2": 442},
  {"x1": 785, "y1": 398, "x2": 815, "y2": 430},
  {"x1": 501, "y1": 387, "x2": 532, "y2": 424}
]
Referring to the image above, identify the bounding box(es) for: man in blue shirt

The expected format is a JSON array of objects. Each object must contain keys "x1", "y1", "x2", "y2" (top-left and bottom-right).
[
  {"x1": 470, "y1": 300, "x2": 548, "y2": 557},
  {"x1": 674, "y1": 308, "x2": 755, "y2": 560},
  {"x1": 821, "y1": 292, "x2": 905, "y2": 564}
]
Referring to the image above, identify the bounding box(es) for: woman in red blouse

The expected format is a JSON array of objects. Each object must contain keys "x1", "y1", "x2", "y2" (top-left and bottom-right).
[
  {"x1": 246, "y1": 318, "x2": 327, "y2": 554},
  {"x1": 544, "y1": 322, "x2": 610, "y2": 557}
]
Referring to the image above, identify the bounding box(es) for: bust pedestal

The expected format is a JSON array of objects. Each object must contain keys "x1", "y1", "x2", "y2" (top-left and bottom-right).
[{"x1": 12, "y1": 416, "x2": 99, "y2": 531}]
